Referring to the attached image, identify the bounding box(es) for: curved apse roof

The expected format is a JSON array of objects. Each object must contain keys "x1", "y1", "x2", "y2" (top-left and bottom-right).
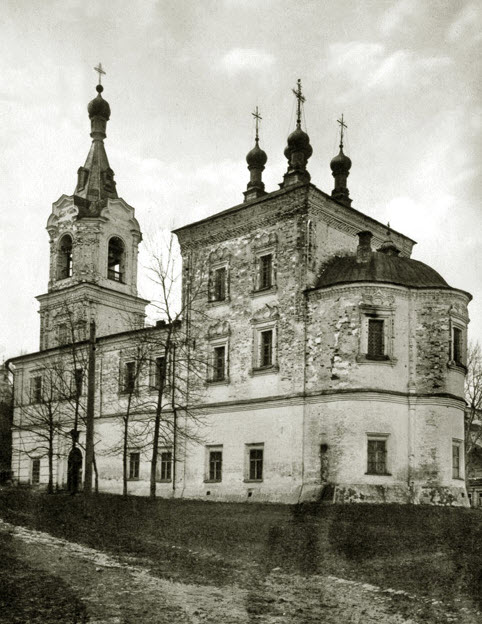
[{"x1": 315, "y1": 252, "x2": 453, "y2": 290}]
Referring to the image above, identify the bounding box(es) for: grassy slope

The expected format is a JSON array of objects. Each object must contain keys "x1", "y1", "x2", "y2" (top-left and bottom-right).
[{"x1": 0, "y1": 490, "x2": 481, "y2": 608}]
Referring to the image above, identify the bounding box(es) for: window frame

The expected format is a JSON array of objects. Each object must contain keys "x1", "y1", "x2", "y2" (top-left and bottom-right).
[
  {"x1": 207, "y1": 338, "x2": 229, "y2": 384},
  {"x1": 358, "y1": 305, "x2": 395, "y2": 364},
  {"x1": 150, "y1": 355, "x2": 167, "y2": 392},
  {"x1": 252, "y1": 320, "x2": 277, "y2": 374},
  {"x1": 30, "y1": 375, "x2": 43, "y2": 404},
  {"x1": 209, "y1": 265, "x2": 228, "y2": 303},
  {"x1": 452, "y1": 439, "x2": 463, "y2": 479},
  {"x1": 121, "y1": 360, "x2": 137, "y2": 395},
  {"x1": 449, "y1": 321, "x2": 466, "y2": 369},
  {"x1": 205, "y1": 445, "x2": 223, "y2": 483},
  {"x1": 128, "y1": 451, "x2": 140, "y2": 480},
  {"x1": 245, "y1": 443, "x2": 264, "y2": 482},
  {"x1": 31, "y1": 458, "x2": 41, "y2": 485},
  {"x1": 366, "y1": 434, "x2": 390, "y2": 476},
  {"x1": 57, "y1": 234, "x2": 73, "y2": 281},
  {"x1": 158, "y1": 448, "x2": 173, "y2": 483},
  {"x1": 253, "y1": 246, "x2": 277, "y2": 295},
  {"x1": 107, "y1": 236, "x2": 126, "y2": 284}
]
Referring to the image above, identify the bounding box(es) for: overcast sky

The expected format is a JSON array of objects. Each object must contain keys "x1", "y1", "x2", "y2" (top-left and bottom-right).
[{"x1": 0, "y1": 0, "x2": 480, "y2": 359}]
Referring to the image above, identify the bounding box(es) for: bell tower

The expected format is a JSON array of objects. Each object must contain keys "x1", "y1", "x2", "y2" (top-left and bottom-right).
[{"x1": 37, "y1": 67, "x2": 149, "y2": 350}]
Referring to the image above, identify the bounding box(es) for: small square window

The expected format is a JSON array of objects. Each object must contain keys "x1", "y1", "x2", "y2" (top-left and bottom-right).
[
  {"x1": 247, "y1": 446, "x2": 264, "y2": 481},
  {"x1": 31, "y1": 458, "x2": 41, "y2": 485},
  {"x1": 367, "y1": 438, "x2": 387, "y2": 475},
  {"x1": 259, "y1": 254, "x2": 273, "y2": 290},
  {"x1": 159, "y1": 450, "x2": 172, "y2": 482},
  {"x1": 209, "y1": 450, "x2": 223, "y2": 481},
  {"x1": 129, "y1": 452, "x2": 140, "y2": 480}
]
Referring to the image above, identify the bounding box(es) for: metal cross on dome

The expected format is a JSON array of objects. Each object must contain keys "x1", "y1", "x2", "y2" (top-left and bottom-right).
[
  {"x1": 252, "y1": 106, "x2": 262, "y2": 142},
  {"x1": 94, "y1": 63, "x2": 106, "y2": 85},
  {"x1": 292, "y1": 79, "x2": 305, "y2": 126},
  {"x1": 337, "y1": 114, "x2": 347, "y2": 149}
]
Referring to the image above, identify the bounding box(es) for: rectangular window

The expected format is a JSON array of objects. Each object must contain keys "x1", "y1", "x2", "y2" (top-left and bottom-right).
[
  {"x1": 58, "y1": 324, "x2": 69, "y2": 345},
  {"x1": 367, "y1": 318, "x2": 385, "y2": 359},
  {"x1": 452, "y1": 442, "x2": 461, "y2": 479},
  {"x1": 73, "y1": 368, "x2": 83, "y2": 397},
  {"x1": 160, "y1": 450, "x2": 172, "y2": 481},
  {"x1": 30, "y1": 376, "x2": 42, "y2": 403},
  {"x1": 213, "y1": 267, "x2": 226, "y2": 301},
  {"x1": 153, "y1": 356, "x2": 166, "y2": 390},
  {"x1": 31, "y1": 458, "x2": 40, "y2": 485},
  {"x1": 249, "y1": 447, "x2": 264, "y2": 481},
  {"x1": 260, "y1": 330, "x2": 273, "y2": 367},
  {"x1": 209, "y1": 450, "x2": 223, "y2": 481},
  {"x1": 259, "y1": 254, "x2": 272, "y2": 290},
  {"x1": 213, "y1": 345, "x2": 226, "y2": 381},
  {"x1": 129, "y1": 452, "x2": 140, "y2": 479},
  {"x1": 123, "y1": 361, "x2": 136, "y2": 393},
  {"x1": 452, "y1": 327, "x2": 463, "y2": 365},
  {"x1": 367, "y1": 439, "x2": 387, "y2": 474}
]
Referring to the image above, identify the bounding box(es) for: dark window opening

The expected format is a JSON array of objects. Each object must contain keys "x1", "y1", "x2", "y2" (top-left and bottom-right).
[
  {"x1": 209, "y1": 450, "x2": 222, "y2": 481},
  {"x1": 123, "y1": 361, "x2": 136, "y2": 393},
  {"x1": 108, "y1": 237, "x2": 125, "y2": 283},
  {"x1": 30, "y1": 376, "x2": 42, "y2": 404},
  {"x1": 57, "y1": 234, "x2": 73, "y2": 280},
  {"x1": 260, "y1": 330, "x2": 273, "y2": 367},
  {"x1": 58, "y1": 323, "x2": 69, "y2": 345},
  {"x1": 212, "y1": 267, "x2": 226, "y2": 301},
  {"x1": 160, "y1": 451, "x2": 172, "y2": 481},
  {"x1": 452, "y1": 443, "x2": 461, "y2": 479},
  {"x1": 367, "y1": 439, "x2": 387, "y2": 475},
  {"x1": 73, "y1": 369, "x2": 83, "y2": 398},
  {"x1": 154, "y1": 356, "x2": 166, "y2": 390},
  {"x1": 452, "y1": 327, "x2": 463, "y2": 365},
  {"x1": 259, "y1": 254, "x2": 272, "y2": 290},
  {"x1": 367, "y1": 318, "x2": 385, "y2": 359},
  {"x1": 213, "y1": 346, "x2": 226, "y2": 381},
  {"x1": 129, "y1": 452, "x2": 140, "y2": 479},
  {"x1": 249, "y1": 448, "x2": 263, "y2": 480},
  {"x1": 31, "y1": 458, "x2": 40, "y2": 485}
]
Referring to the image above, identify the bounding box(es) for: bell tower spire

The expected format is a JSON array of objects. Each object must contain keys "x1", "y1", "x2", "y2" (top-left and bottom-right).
[
  {"x1": 281, "y1": 79, "x2": 313, "y2": 188},
  {"x1": 330, "y1": 114, "x2": 352, "y2": 207},
  {"x1": 74, "y1": 64, "x2": 118, "y2": 216}
]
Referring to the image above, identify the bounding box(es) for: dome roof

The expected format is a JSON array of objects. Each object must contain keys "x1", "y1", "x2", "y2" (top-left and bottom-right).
[
  {"x1": 330, "y1": 148, "x2": 352, "y2": 174},
  {"x1": 285, "y1": 126, "x2": 313, "y2": 159},
  {"x1": 88, "y1": 85, "x2": 111, "y2": 120},
  {"x1": 316, "y1": 252, "x2": 452, "y2": 290},
  {"x1": 246, "y1": 141, "x2": 267, "y2": 167}
]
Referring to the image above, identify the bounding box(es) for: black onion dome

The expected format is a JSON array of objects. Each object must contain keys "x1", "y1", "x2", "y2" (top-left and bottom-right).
[
  {"x1": 330, "y1": 148, "x2": 352, "y2": 174},
  {"x1": 87, "y1": 84, "x2": 111, "y2": 120},
  {"x1": 246, "y1": 142, "x2": 267, "y2": 167},
  {"x1": 286, "y1": 126, "x2": 313, "y2": 158},
  {"x1": 316, "y1": 253, "x2": 452, "y2": 290}
]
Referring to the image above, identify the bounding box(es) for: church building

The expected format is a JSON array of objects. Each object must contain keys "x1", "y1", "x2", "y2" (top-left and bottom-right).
[{"x1": 7, "y1": 76, "x2": 472, "y2": 506}]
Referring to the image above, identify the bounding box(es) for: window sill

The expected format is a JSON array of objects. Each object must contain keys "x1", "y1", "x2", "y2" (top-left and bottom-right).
[
  {"x1": 204, "y1": 479, "x2": 222, "y2": 484},
  {"x1": 244, "y1": 479, "x2": 263, "y2": 483},
  {"x1": 447, "y1": 361, "x2": 467, "y2": 374},
  {"x1": 156, "y1": 479, "x2": 172, "y2": 484},
  {"x1": 207, "y1": 298, "x2": 230, "y2": 307},
  {"x1": 365, "y1": 472, "x2": 392, "y2": 476},
  {"x1": 206, "y1": 378, "x2": 230, "y2": 385},
  {"x1": 452, "y1": 476, "x2": 465, "y2": 481},
  {"x1": 127, "y1": 478, "x2": 140, "y2": 482},
  {"x1": 356, "y1": 355, "x2": 397, "y2": 366},
  {"x1": 251, "y1": 365, "x2": 279, "y2": 376},
  {"x1": 251, "y1": 286, "x2": 277, "y2": 298}
]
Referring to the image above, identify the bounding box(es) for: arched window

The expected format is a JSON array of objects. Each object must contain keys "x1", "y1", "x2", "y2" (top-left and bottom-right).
[
  {"x1": 107, "y1": 237, "x2": 125, "y2": 283},
  {"x1": 57, "y1": 234, "x2": 73, "y2": 280}
]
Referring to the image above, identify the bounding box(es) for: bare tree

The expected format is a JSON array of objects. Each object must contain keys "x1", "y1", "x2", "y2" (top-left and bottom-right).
[{"x1": 465, "y1": 341, "x2": 482, "y2": 476}]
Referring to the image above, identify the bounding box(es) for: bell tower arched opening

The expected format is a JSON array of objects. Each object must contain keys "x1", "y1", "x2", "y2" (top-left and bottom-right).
[
  {"x1": 107, "y1": 236, "x2": 125, "y2": 283},
  {"x1": 57, "y1": 234, "x2": 73, "y2": 280}
]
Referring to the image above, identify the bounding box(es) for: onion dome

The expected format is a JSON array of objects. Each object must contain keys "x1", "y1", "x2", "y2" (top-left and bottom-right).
[
  {"x1": 88, "y1": 84, "x2": 111, "y2": 120},
  {"x1": 246, "y1": 140, "x2": 267, "y2": 168},
  {"x1": 330, "y1": 147, "x2": 352, "y2": 175},
  {"x1": 284, "y1": 126, "x2": 313, "y2": 160}
]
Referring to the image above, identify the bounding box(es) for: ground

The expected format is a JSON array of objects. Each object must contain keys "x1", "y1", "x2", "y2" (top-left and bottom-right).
[{"x1": 0, "y1": 490, "x2": 481, "y2": 623}]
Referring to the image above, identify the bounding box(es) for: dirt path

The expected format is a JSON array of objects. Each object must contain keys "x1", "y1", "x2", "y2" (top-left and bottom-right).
[{"x1": 1, "y1": 519, "x2": 479, "y2": 623}]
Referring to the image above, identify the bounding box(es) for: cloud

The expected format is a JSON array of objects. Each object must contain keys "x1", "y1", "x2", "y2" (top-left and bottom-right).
[
  {"x1": 219, "y1": 48, "x2": 275, "y2": 75},
  {"x1": 380, "y1": 0, "x2": 419, "y2": 37},
  {"x1": 325, "y1": 42, "x2": 452, "y2": 94},
  {"x1": 446, "y1": 3, "x2": 482, "y2": 44}
]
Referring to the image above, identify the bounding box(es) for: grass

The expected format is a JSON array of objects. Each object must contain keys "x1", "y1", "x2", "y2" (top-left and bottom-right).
[{"x1": 1, "y1": 489, "x2": 481, "y2": 608}]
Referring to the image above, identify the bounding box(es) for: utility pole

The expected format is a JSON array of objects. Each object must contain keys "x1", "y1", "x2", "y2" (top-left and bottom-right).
[{"x1": 84, "y1": 319, "x2": 96, "y2": 495}]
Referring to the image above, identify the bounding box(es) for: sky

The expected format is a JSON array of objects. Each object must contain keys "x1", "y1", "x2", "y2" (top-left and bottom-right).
[{"x1": 0, "y1": 0, "x2": 480, "y2": 359}]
